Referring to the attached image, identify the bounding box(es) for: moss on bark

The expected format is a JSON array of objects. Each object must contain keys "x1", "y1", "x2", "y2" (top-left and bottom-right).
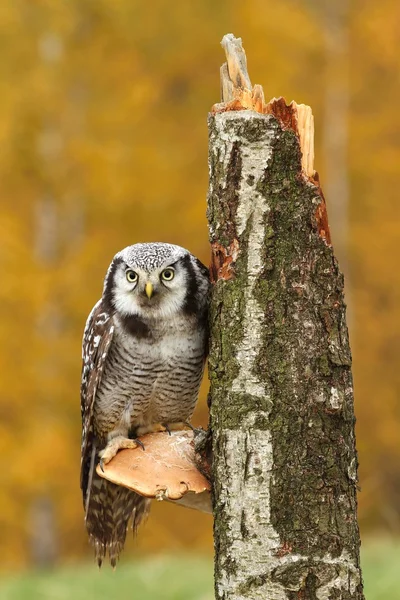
[{"x1": 207, "y1": 110, "x2": 364, "y2": 599}]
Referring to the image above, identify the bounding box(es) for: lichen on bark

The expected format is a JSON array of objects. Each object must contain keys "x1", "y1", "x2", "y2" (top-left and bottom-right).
[{"x1": 207, "y1": 109, "x2": 364, "y2": 599}]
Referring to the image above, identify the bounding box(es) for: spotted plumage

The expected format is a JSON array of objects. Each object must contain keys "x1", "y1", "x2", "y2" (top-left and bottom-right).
[{"x1": 80, "y1": 242, "x2": 209, "y2": 566}]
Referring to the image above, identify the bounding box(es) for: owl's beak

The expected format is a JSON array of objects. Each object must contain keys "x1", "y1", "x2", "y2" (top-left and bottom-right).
[{"x1": 145, "y1": 282, "x2": 154, "y2": 299}]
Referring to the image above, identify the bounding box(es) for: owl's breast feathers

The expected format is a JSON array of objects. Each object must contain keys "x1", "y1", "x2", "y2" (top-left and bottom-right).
[
  {"x1": 80, "y1": 297, "x2": 207, "y2": 504},
  {"x1": 94, "y1": 309, "x2": 207, "y2": 432}
]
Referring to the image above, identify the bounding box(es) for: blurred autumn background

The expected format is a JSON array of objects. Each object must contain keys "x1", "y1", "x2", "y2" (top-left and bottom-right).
[{"x1": 1, "y1": 0, "x2": 399, "y2": 598}]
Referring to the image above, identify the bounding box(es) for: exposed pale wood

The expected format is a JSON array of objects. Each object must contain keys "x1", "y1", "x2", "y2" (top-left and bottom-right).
[
  {"x1": 220, "y1": 34, "x2": 252, "y2": 101},
  {"x1": 96, "y1": 431, "x2": 211, "y2": 514},
  {"x1": 220, "y1": 63, "x2": 234, "y2": 104},
  {"x1": 216, "y1": 33, "x2": 316, "y2": 179},
  {"x1": 294, "y1": 102, "x2": 315, "y2": 176}
]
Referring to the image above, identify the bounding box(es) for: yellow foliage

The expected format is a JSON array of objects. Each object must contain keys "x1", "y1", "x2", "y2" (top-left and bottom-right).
[{"x1": 0, "y1": 0, "x2": 399, "y2": 570}]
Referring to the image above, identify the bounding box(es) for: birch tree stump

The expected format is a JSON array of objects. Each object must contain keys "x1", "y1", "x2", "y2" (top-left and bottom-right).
[{"x1": 207, "y1": 34, "x2": 364, "y2": 600}]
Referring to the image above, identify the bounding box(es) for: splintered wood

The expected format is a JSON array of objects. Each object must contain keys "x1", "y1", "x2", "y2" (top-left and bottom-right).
[
  {"x1": 97, "y1": 430, "x2": 211, "y2": 514},
  {"x1": 216, "y1": 33, "x2": 315, "y2": 178}
]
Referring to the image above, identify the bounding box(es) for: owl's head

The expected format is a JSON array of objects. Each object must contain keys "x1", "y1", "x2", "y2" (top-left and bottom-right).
[{"x1": 103, "y1": 242, "x2": 209, "y2": 320}]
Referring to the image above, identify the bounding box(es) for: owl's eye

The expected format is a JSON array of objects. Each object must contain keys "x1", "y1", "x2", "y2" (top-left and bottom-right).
[
  {"x1": 161, "y1": 268, "x2": 175, "y2": 282},
  {"x1": 126, "y1": 270, "x2": 138, "y2": 283}
]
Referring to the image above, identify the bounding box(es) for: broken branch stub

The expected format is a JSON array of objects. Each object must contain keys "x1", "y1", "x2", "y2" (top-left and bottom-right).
[{"x1": 97, "y1": 431, "x2": 211, "y2": 514}]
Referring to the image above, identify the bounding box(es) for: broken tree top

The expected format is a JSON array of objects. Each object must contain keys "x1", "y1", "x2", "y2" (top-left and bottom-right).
[
  {"x1": 217, "y1": 33, "x2": 316, "y2": 182},
  {"x1": 209, "y1": 34, "x2": 331, "y2": 286}
]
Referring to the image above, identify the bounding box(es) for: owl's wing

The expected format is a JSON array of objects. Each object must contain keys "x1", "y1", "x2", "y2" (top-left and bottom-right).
[{"x1": 80, "y1": 299, "x2": 115, "y2": 505}]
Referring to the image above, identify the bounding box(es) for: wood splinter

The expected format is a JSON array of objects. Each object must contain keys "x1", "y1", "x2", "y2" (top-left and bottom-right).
[
  {"x1": 96, "y1": 430, "x2": 212, "y2": 514},
  {"x1": 217, "y1": 33, "x2": 315, "y2": 178}
]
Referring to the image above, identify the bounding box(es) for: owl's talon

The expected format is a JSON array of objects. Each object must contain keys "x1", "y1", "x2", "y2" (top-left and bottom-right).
[
  {"x1": 136, "y1": 422, "x2": 167, "y2": 436},
  {"x1": 158, "y1": 421, "x2": 195, "y2": 433},
  {"x1": 183, "y1": 421, "x2": 195, "y2": 432},
  {"x1": 99, "y1": 436, "x2": 142, "y2": 466},
  {"x1": 136, "y1": 439, "x2": 145, "y2": 451},
  {"x1": 163, "y1": 423, "x2": 172, "y2": 436}
]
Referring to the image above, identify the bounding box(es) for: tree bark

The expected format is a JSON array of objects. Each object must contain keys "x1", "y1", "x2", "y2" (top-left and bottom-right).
[{"x1": 207, "y1": 35, "x2": 364, "y2": 600}]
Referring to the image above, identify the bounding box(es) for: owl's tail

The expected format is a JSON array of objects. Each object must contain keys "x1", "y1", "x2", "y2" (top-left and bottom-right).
[{"x1": 86, "y1": 471, "x2": 150, "y2": 567}]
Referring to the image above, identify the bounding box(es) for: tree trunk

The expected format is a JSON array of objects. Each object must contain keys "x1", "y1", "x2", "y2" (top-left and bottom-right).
[{"x1": 207, "y1": 34, "x2": 364, "y2": 600}]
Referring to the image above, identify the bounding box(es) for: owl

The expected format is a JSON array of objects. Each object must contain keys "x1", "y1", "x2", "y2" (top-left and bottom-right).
[{"x1": 80, "y1": 242, "x2": 210, "y2": 566}]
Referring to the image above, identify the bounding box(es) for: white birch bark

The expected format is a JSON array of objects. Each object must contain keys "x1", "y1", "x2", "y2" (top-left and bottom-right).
[{"x1": 207, "y1": 35, "x2": 364, "y2": 600}]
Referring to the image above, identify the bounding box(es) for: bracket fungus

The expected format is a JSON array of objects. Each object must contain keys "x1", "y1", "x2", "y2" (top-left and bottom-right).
[{"x1": 96, "y1": 430, "x2": 212, "y2": 514}]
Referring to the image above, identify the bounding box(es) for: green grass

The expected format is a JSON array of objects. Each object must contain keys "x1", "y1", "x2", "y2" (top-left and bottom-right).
[
  {"x1": 0, "y1": 556, "x2": 214, "y2": 600},
  {"x1": 361, "y1": 537, "x2": 400, "y2": 599},
  {"x1": 1, "y1": 539, "x2": 399, "y2": 600}
]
